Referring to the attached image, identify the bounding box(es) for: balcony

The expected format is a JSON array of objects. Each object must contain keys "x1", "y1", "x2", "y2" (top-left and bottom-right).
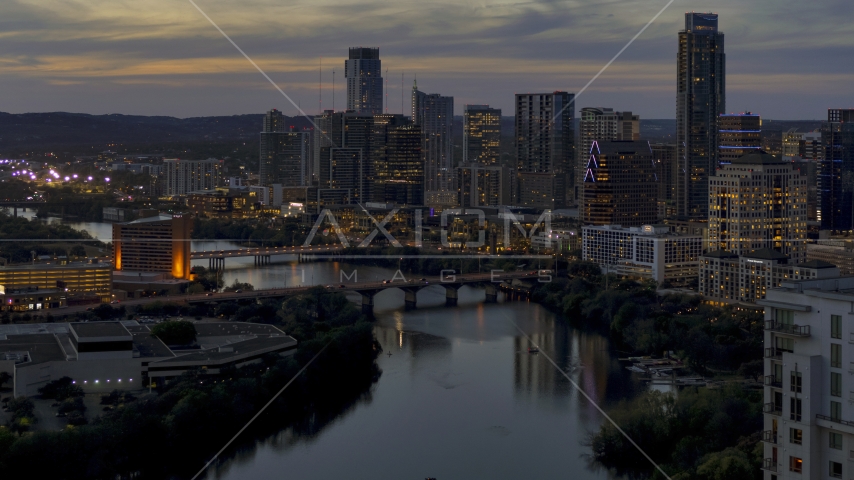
[
  {"x1": 761, "y1": 430, "x2": 779, "y2": 444},
  {"x1": 764, "y1": 348, "x2": 782, "y2": 359},
  {"x1": 764, "y1": 375, "x2": 783, "y2": 388},
  {"x1": 764, "y1": 402, "x2": 782, "y2": 416},
  {"x1": 762, "y1": 458, "x2": 778, "y2": 473},
  {"x1": 817, "y1": 414, "x2": 854, "y2": 428},
  {"x1": 765, "y1": 321, "x2": 810, "y2": 337}
]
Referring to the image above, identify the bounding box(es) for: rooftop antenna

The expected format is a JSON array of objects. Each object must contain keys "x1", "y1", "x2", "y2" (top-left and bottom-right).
[
  {"x1": 401, "y1": 71, "x2": 404, "y2": 116},
  {"x1": 332, "y1": 69, "x2": 335, "y2": 112},
  {"x1": 319, "y1": 57, "x2": 322, "y2": 115},
  {"x1": 385, "y1": 68, "x2": 389, "y2": 113}
]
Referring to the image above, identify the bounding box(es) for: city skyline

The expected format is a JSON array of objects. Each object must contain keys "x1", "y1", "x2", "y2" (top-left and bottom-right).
[{"x1": 2, "y1": 1, "x2": 853, "y2": 119}]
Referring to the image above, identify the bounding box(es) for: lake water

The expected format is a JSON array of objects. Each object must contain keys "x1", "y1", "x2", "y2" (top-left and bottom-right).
[{"x1": 10, "y1": 212, "x2": 655, "y2": 479}]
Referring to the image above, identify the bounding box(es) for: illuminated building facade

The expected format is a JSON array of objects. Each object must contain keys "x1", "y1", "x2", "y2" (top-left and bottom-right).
[
  {"x1": 582, "y1": 224, "x2": 703, "y2": 284},
  {"x1": 718, "y1": 112, "x2": 761, "y2": 164},
  {"x1": 707, "y1": 151, "x2": 807, "y2": 261},
  {"x1": 0, "y1": 262, "x2": 112, "y2": 303},
  {"x1": 652, "y1": 143, "x2": 678, "y2": 218},
  {"x1": 162, "y1": 158, "x2": 221, "y2": 196},
  {"x1": 677, "y1": 12, "x2": 726, "y2": 218},
  {"x1": 582, "y1": 140, "x2": 658, "y2": 227},
  {"x1": 372, "y1": 123, "x2": 423, "y2": 206},
  {"x1": 186, "y1": 189, "x2": 260, "y2": 219},
  {"x1": 819, "y1": 109, "x2": 854, "y2": 232},
  {"x1": 112, "y1": 214, "x2": 193, "y2": 280},
  {"x1": 314, "y1": 110, "x2": 374, "y2": 203},
  {"x1": 515, "y1": 92, "x2": 575, "y2": 209},
  {"x1": 457, "y1": 164, "x2": 511, "y2": 208},
  {"x1": 701, "y1": 151, "x2": 817, "y2": 304},
  {"x1": 463, "y1": 105, "x2": 502, "y2": 166},
  {"x1": 345, "y1": 47, "x2": 383, "y2": 115}
]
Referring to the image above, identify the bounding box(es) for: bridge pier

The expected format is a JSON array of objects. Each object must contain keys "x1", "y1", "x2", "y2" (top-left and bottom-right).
[
  {"x1": 484, "y1": 283, "x2": 498, "y2": 303},
  {"x1": 209, "y1": 257, "x2": 225, "y2": 271},
  {"x1": 254, "y1": 255, "x2": 270, "y2": 266},
  {"x1": 443, "y1": 284, "x2": 460, "y2": 306},
  {"x1": 401, "y1": 286, "x2": 421, "y2": 310},
  {"x1": 358, "y1": 291, "x2": 376, "y2": 315}
]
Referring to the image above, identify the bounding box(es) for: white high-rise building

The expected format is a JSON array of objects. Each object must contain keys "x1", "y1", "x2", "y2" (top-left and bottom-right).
[
  {"x1": 759, "y1": 277, "x2": 854, "y2": 480},
  {"x1": 162, "y1": 158, "x2": 221, "y2": 196},
  {"x1": 345, "y1": 47, "x2": 383, "y2": 115}
]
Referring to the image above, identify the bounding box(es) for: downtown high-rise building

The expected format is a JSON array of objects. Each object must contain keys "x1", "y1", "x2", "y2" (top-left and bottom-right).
[
  {"x1": 259, "y1": 109, "x2": 309, "y2": 187},
  {"x1": 412, "y1": 82, "x2": 454, "y2": 205},
  {"x1": 313, "y1": 110, "x2": 374, "y2": 203},
  {"x1": 162, "y1": 158, "x2": 221, "y2": 196},
  {"x1": 457, "y1": 163, "x2": 511, "y2": 208},
  {"x1": 582, "y1": 140, "x2": 658, "y2": 226},
  {"x1": 718, "y1": 112, "x2": 761, "y2": 165},
  {"x1": 515, "y1": 92, "x2": 575, "y2": 210},
  {"x1": 577, "y1": 107, "x2": 639, "y2": 203},
  {"x1": 372, "y1": 121, "x2": 424, "y2": 206},
  {"x1": 677, "y1": 12, "x2": 726, "y2": 219},
  {"x1": 819, "y1": 109, "x2": 854, "y2": 232},
  {"x1": 463, "y1": 105, "x2": 502, "y2": 165},
  {"x1": 345, "y1": 47, "x2": 383, "y2": 115}
]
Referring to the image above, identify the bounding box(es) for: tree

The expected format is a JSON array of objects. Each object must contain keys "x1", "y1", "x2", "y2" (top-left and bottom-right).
[
  {"x1": 0, "y1": 371, "x2": 11, "y2": 389},
  {"x1": 38, "y1": 376, "x2": 84, "y2": 400},
  {"x1": 151, "y1": 320, "x2": 197, "y2": 345}
]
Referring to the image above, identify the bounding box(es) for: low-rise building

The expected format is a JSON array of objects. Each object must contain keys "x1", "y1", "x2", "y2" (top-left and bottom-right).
[
  {"x1": 700, "y1": 250, "x2": 839, "y2": 304},
  {"x1": 0, "y1": 321, "x2": 297, "y2": 397},
  {"x1": 0, "y1": 260, "x2": 113, "y2": 303},
  {"x1": 582, "y1": 224, "x2": 703, "y2": 284},
  {"x1": 807, "y1": 242, "x2": 854, "y2": 275},
  {"x1": 186, "y1": 189, "x2": 260, "y2": 219},
  {"x1": 0, "y1": 287, "x2": 67, "y2": 311},
  {"x1": 758, "y1": 277, "x2": 854, "y2": 479}
]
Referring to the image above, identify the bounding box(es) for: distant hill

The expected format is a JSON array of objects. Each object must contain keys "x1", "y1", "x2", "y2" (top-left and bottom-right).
[{"x1": 0, "y1": 112, "x2": 313, "y2": 153}]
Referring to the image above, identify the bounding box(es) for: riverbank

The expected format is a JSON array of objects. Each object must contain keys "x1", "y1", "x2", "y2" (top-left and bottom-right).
[{"x1": 0, "y1": 289, "x2": 380, "y2": 479}]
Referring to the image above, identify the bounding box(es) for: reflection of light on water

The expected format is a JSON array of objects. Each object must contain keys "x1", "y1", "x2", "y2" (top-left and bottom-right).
[{"x1": 393, "y1": 311, "x2": 404, "y2": 348}]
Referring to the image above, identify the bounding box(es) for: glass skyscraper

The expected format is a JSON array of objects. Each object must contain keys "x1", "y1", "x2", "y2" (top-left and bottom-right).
[{"x1": 676, "y1": 12, "x2": 726, "y2": 219}]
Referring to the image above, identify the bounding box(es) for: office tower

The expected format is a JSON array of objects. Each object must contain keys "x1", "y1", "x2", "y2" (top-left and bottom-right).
[
  {"x1": 345, "y1": 47, "x2": 383, "y2": 114},
  {"x1": 819, "y1": 109, "x2": 854, "y2": 232},
  {"x1": 652, "y1": 143, "x2": 678, "y2": 218},
  {"x1": 162, "y1": 158, "x2": 221, "y2": 196},
  {"x1": 707, "y1": 151, "x2": 807, "y2": 260},
  {"x1": 113, "y1": 213, "x2": 193, "y2": 280},
  {"x1": 700, "y1": 152, "x2": 819, "y2": 304},
  {"x1": 582, "y1": 140, "x2": 657, "y2": 226},
  {"x1": 259, "y1": 109, "x2": 309, "y2": 186},
  {"x1": 412, "y1": 82, "x2": 454, "y2": 205},
  {"x1": 463, "y1": 105, "x2": 502, "y2": 165},
  {"x1": 515, "y1": 92, "x2": 575, "y2": 209},
  {"x1": 757, "y1": 277, "x2": 854, "y2": 480},
  {"x1": 782, "y1": 129, "x2": 805, "y2": 160},
  {"x1": 457, "y1": 164, "x2": 511, "y2": 207},
  {"x1": 372, "y1": 124, "x2": 423, "y2": 205},
  {"x1": 718, "y1": 112, "x2": 761, "y2": 164},
  {"x1": 576, "y1": 108, "x2": 638, "y2": 203},
  {"x1": 677, "y1": 12, "x2": 726, "y2": 218},
  {"x1": 314, "y1": 110, "x2": 374, "y2": 203}
]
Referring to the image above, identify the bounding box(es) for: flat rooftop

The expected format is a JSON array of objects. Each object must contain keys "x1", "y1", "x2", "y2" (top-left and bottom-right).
[
  {"x1": 70, "y1": 322, "x2": 132, "y2": 339},
  {"x1": 195, "y1": 322, "x2": 286, "y2": 337},
  {"x1": 0, "y1": 334, "x2": 66, "y2": 365},
  {"x1": 0, "y1": 261, "x2": 112, "y2": 271},
  {"x1": 151, "y1": 336, "x2": 296, "y2": 366}
]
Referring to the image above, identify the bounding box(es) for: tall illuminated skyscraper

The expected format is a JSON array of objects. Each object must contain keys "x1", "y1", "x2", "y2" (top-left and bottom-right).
[
  {"x1": 260, "y1": 109, "x2": 309, "y2": 186},
  {"x1": 676, "y1": 12, "x2": 726, "y2": 218},
  {"x1": 577, "y1": 107, "x2": 638, "y2": 203},
  {"x1": 345, "y1": 47, "x2": 383, "y2": 115},
  {"x1": 463, "y1": 105, "x2": 501, "y2": 165}
]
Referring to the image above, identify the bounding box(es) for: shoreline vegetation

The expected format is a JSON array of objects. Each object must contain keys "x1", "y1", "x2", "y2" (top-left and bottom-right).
[{"x1": 0, "y1": 288, "x2": 381, "y2": 479}]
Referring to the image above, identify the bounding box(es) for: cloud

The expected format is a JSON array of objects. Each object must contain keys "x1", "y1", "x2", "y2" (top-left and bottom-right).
[{"x1": 0, "y1": 0, "x2": 851, "y2": 118}]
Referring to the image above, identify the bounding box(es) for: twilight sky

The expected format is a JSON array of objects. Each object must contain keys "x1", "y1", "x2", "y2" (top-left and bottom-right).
[{"x1": 1, "y1": 0, "x2": 852, "y2": 119}]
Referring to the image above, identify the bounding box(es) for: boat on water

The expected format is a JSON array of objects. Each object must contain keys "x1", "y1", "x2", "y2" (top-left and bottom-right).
[{"x1": 528, "y1": 347, "x2": 539, "y2": 353}]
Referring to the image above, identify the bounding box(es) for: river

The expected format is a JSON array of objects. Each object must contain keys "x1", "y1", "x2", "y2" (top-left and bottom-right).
[{"x1": 12, "y1": 212, "x2": 659, "y2": 479}]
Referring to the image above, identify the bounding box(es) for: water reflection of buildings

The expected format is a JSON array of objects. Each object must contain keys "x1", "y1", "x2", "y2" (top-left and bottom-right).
[{"x1": 514, "y1": 320, "x2": 621, "y2": 425}]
